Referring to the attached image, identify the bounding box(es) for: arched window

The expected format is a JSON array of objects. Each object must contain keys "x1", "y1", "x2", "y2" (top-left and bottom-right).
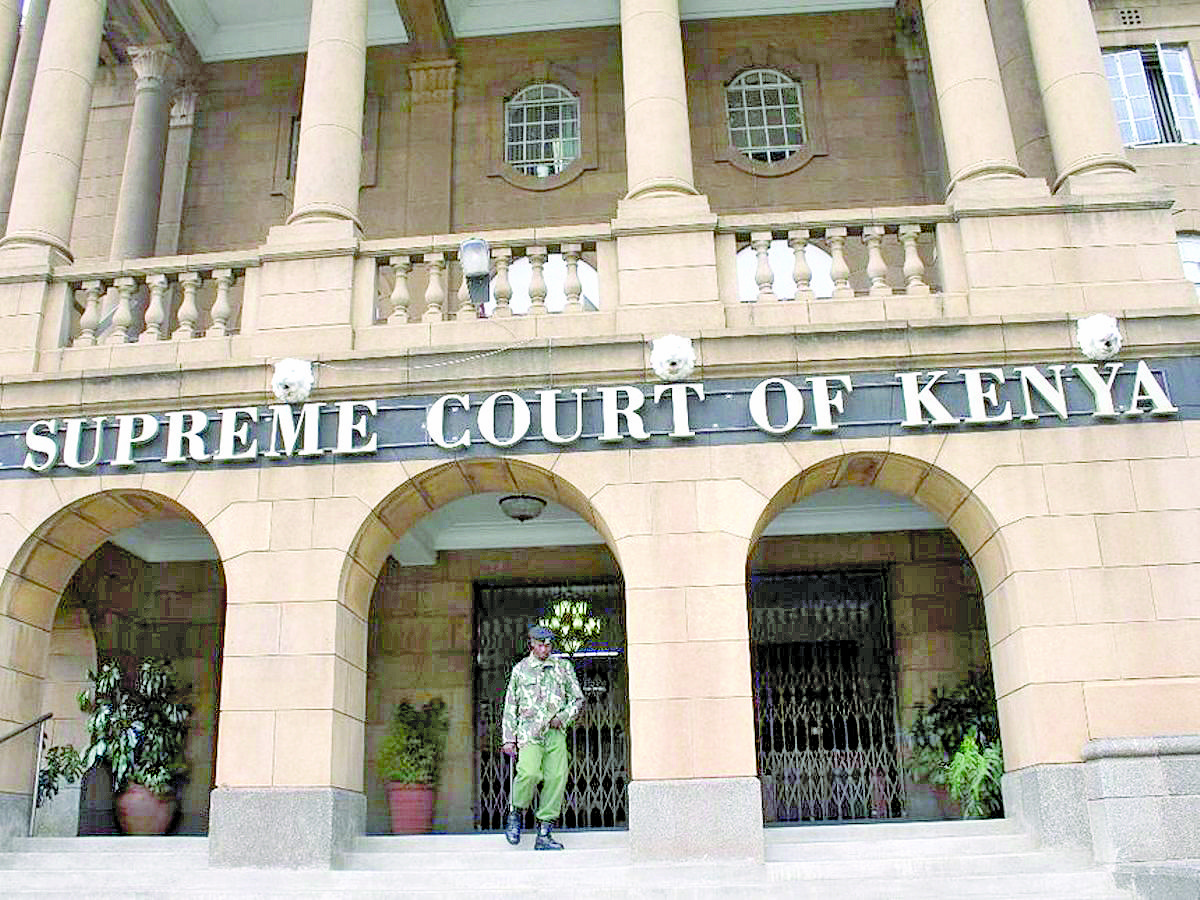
[
  {"x1": 726, "y1": 69, "x2": 806, "y2": 163},
  {"x1": 504, "y1": 84, "x2": 581, "y2": 178}
]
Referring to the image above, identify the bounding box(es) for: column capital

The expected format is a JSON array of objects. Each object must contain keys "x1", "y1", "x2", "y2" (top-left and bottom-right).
[
  {"x1": 170, "y1": 83, "x2": 200, "y2": 127},
  {"x1": 407, "y1": 59, "x2": 457, "y2": 105},
  {"x1": 127, "y1": 45, "x2": 181, "y2": 92}
]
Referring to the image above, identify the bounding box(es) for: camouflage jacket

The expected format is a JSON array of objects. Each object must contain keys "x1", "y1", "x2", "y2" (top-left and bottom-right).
[{"x1": 501, "y1": 654, "x2": 584, "y2": 745}]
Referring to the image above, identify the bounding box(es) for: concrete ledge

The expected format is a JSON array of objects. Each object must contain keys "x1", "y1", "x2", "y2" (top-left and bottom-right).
[
  {"x1": 0, "y1": 790, "x2": 30, "y2": 848},
  {"x1": 1001, "y1": 764, "x2": 1092, "y2": 851},
  {"x1": 208, "y1": 787, "x2": 365, "y2": 869},
  {"x1": 1113, "y1": 861, "x2": 1200, "y2": 900},
  {"x1": 628, "y1": 777, "x2": 764, "y2": 863},
  {"x1": 1082, "y1": 735, "x2": 1200, "y2": 864}
]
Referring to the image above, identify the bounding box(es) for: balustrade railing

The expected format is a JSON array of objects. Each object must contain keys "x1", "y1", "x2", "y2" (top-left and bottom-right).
[
  {"x1": 719, "y1": 206, "x2": 952, "y2": 303},
  {"x1": 361, "y1": 226, "x2": 611, "y2": 323},
  {"x1": 54, "y1": 253, "x2": 257, "y2": 347}
]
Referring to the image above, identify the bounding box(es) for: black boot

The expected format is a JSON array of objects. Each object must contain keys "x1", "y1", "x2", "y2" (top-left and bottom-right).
[
  {"x1": 534, "y1": 820, "x2": 563, "y2": 850},
  {"x1": 504, "y1": 809, "x2": 523, "y2": 845}
]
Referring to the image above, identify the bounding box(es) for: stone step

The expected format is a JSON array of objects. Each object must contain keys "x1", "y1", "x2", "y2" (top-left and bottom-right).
[
  {"x1": 351, "y1": 829, "x2": 630, "y2": 852},
  {"x1": 765, "y1": 831, "x2": 1036, "y2": 860},
  {"x1": 766, "y1": 848, "x2": 1101, "y2": 880},
  {"x1": 342, "y1": 845, "x2": 630, "y2": 870},
  {"x1": 764, "y1": 818, "x2": 1025, "y2": 842}
]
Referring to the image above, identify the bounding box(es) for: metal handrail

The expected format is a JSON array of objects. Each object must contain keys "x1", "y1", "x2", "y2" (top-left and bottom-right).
[
  {"x1": 0, "y1": 712, "x2": 51, "y2": 746},
  {"x1": 0, "y1": 713, "x2": 53, "y2": 838}
]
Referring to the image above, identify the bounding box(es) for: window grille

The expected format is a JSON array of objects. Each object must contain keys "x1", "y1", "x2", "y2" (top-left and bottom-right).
[
  {"x1": 1105, "y1": 46, "x2": 1200, "y2": 145},
  {"x1": 726, "y1": 68, "x2": 806, "y2": 163},
  {"x1": 504, "y1": 84, "x2": 581, "y2": 178}
]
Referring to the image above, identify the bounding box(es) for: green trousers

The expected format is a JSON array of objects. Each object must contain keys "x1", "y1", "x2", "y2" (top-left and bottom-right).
[{"x1": 511, "y1": 728, "x2": 569, "y2": 821}]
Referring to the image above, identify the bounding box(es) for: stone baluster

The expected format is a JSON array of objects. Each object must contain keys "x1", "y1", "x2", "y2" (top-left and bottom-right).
[
  {"x1": 788, "y1": 230, "x2": 812, "y2": 302},
  {"x1": 208, "y1": 269, "x2": 235, "y2": 336},
  {"x1": 527, "y1": 246, "x2": 548, "y2": 315},
  {"x1": 563, "y1": 244, "x2": 583, "y2": 312},
  {"x1": 107, "y1": 276, "x2": 136, "y2": 343},
  {"x1": 387, "y1": 256, "x2": 411, "y2": 324},
  {"x1": 492, "y1": 248, "x2": 513, "y2": 318},
  {"x1": 74, "y1": 280, "x2": 103, "y2": 346},
  {"x1": 456, "y1": 265, "x2": 476, "y2": 320},
  {"x1": 899, "y1": 224, "x2": 931, "y2": 295},
  {"x1": 174, "y1": 271, "x2": 201, "y2": 338},
  {"x1": 140, "y1": 273, "x2": 169, "y2": 341},
  {"x1": 423, "y1": 253, "x2": 446, "y2": 322},
  {"x1": 750, "y1": 232, "x2": 776, "y2": 302},
  {"x1": 826, "y1": 227, "x2": 852, "y2": 300},
  {"x1": 863, "y1": 226, "x2": 892, "y2": 297}
]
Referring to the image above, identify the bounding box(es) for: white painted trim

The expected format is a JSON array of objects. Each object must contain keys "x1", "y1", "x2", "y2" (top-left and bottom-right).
[
  {"x1": 444, "y1": 0, "x2": 890, "y2": 38},
  {"x1": 167, "y1": 1, "x2": 408, "y2": 63}
]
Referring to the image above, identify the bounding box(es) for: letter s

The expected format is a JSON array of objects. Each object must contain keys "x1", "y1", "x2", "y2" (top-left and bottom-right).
[{"x1": 22, "y1": 419, "x2": 60, "y2": 472}]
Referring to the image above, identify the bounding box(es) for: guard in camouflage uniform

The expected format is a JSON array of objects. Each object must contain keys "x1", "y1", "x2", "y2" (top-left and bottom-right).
[{"x1": 501, "y1": 624, "x2": 584, "y2": 850}]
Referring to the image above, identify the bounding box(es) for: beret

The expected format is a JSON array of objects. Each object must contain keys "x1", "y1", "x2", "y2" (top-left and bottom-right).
[{"x1": 527, "y1": 624, "x2": 555, "y2": 641}]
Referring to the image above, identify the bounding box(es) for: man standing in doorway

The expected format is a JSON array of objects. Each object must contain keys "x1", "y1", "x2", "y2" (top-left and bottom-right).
[{"x1": 501, "y1": 624, "x2": 584, "y2": 850}]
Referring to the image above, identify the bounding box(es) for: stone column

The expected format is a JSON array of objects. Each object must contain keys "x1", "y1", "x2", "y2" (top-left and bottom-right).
[
  {"x1": 920, "y1": 0, "x2": 1025, "y2": 188},
  {"x1": 110, "y1": 45, "x2": 179, "y2": 261},
  {"x1": 0, "y1": 0, "x2": 50, "y2": 231},
  {"x1": 286, "y1": 0, "x2": 367, "y2": 228},
  {"x1": 1021, "y1": 0, "x2": 1136, "y2": 190},
  {"x1": 0, "y1": 1, "x2": 21, "y2": 151},
  {"x1": 0, "y1": 0, "x2": 107, "y2": 260},
  {"x1": 155, "y1": 86, "x2": 198, "y2": 256},
  {"x1": 619, "y1": 0, "x2": 699, "y2": 200},
  {"x1": 986, "y1": 0, "x2": 1053, "y2": 185}
]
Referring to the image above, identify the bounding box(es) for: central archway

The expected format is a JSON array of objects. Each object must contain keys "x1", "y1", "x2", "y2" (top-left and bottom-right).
[{"x1": 342, "y1": 458, "x2": 627, "y2": 834}]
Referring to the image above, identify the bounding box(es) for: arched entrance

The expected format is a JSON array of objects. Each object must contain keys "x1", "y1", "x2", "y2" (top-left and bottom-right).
[
  {"x1": 0, "y1": 489, "x2": 226, "y2": 837},
  {"x1": 344, "y1": 459, "x2": 628, "y2": 834},
  {"x1": 748, "y1": 452, "x2": 998, "y2": 823}
]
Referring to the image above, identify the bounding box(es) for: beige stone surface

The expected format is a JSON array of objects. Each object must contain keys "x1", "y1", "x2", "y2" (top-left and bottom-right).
[
  {"x1": 999, "y1": 681, "x2": 1089, "y2": 769},
  {"x1": 1084, "y1": 677, "x2": 1200, "y2": 739}
]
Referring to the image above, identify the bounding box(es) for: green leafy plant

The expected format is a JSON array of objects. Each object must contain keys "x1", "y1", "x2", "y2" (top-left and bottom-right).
[
  {"x1": 908, "y1": 668, "x2": 1003, "y2": 818},
  {"x1": 78, "y1": 658, "x2": 191, "y2": 796},
  {"x1": 376, "y1": 698, "x2": 449, "y2": 786},
  {"x1": 36, "y1": 744, "x2": 83, "y2": 807},
  {"x1": 946, "y1": 726, "x2": 1004, "y2": 819}
]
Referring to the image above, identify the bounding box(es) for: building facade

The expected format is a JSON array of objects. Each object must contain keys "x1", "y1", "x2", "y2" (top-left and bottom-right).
[{"x1": 0, "y1": 0, "x2": 1197, "y2": 890}]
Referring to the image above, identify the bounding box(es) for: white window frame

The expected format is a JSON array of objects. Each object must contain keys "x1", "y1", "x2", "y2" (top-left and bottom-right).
[
  {"x1": 1104, "y1": 45, "x2": 1200, "y2": 146},
  {"x1": 503, "y1": 83, "x2": 581, "y2": 179}
]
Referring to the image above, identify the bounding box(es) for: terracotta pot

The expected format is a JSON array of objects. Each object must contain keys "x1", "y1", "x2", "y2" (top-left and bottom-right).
[
  {"x1": 114, "y1": 783, "x2": 177, "y2": 835},
  {"x1": 386, "y1": 782, "x2": 434, "y2": 834}
]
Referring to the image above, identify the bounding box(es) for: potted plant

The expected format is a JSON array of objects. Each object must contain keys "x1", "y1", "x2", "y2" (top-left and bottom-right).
[
  {"x1": 907, "y1": 667, "x2": 1004, "y2": 819},
  {"x1": 77, "y1": 658, "x2": 191, "y2": 835},
  {"x1": 376, "y1": 698, "x2": 449, "y2": 834}
]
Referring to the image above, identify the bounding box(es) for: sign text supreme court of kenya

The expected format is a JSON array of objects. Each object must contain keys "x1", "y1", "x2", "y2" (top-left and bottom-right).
[{"x1": 6, "y1": 359, "x2": 1188, "y2": 477}]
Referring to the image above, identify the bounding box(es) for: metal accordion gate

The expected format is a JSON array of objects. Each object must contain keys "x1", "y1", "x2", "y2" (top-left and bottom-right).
[
  {"x1": 473, "y1": 580, "x2": 628, "y2": 831},
  {"x1": 749, "y1": 571, "x2": 906, "y2": 823}
]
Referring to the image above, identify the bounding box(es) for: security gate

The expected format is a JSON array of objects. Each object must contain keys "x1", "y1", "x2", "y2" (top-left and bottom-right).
[
  {"x1": 750, "y1": 571, "x2": 906, "y2": 822},
  {"x1": 473, "y1": 580, "x2": 628, "y2": 830}
]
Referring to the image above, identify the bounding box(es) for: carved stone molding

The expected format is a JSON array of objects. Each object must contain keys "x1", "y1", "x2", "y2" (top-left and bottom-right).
[
  {"x1": 170, "y1": 85, "x2": 199, "y2": 127},
  {"x1": 409, "y1": 59, "x2": 458, "y2": 105},
  {"x1": 127, "y1": 44, "x2": 181, "y2": 92}
]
